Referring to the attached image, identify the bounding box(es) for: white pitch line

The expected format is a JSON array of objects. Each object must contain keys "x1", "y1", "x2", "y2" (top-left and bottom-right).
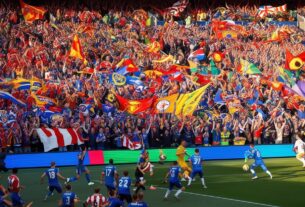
[{"x1": 155, "y1": 186, "x2": 280, "y2": 207}]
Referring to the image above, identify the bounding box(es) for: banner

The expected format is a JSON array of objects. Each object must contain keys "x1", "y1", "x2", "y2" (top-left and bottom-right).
[
  {"x1": 297, "y1": 14, "x2": 305, "y2": 31},
  {"x1": 36, "y1": 128, "x2": 83, "y2": 152}
]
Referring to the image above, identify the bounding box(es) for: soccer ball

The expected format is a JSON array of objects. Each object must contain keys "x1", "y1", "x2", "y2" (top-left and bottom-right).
[
  {"x1": 242, "y1": 164, "x2": 249, "y2": 172},
  {"x1": 159, "y1": 154, "x2": 167, "y2": 161}
]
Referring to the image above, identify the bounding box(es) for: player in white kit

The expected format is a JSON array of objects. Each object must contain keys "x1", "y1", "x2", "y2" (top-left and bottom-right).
[{"x1": 293, "y1": 134, "x2": 305, "y2": 167}]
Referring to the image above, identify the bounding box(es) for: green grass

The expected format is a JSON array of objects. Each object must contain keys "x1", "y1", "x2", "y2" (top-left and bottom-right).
[{"x1": 0, "y1": 158, "x2": 304, "y2": 207}]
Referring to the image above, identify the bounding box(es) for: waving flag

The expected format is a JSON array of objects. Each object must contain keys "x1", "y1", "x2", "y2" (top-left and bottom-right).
[
  {"x1": 31, "y1": 93, "x2": 57, "y2": 107},
  {"x1": 238, "y1": 59, "x2": 262, "y2": 75},
  {"x1": 188, "y1": 48, "x2": 206, "y2": 61},
  {"x1": 175, "y1": 84, "x2": 210, "y2": 116},
  {"x1": 116, "y1": 95, "x2": 155, "y2": 114},
  {"x1": 8, "y1": 78, "x2": 42, "y2": 91},
  {"x1": 146, "y1": 41, "x2": 161, "y2": 53},
  {"x1": 109, "y1": 73, "x2": 126, "y2": 86},
  {"x1": 154, "y1": 94, "x2": 179, "y2": 114},
  {"x1": 216, "y1": 30, "x2": 238, "y2": 39},
  {"x1": 152, "y1": 55, "x2": 174, "y2": 63},
  {"x1": 257, "y1": 4, "x2": 287, "y2": 18},
  {"x1": 0, "y1": 91, "x2": 26, "y2": 107},
  {"x1": 116, "y1": 58, "x2": 138, "y2": 73},
  {"x1": 69, "y1": 35, "x2": 87, "y2": 64},
  {"x1": 20, "y1": 0, "x2": 46, "y2": 23},
  {"x1": 122, "y1": 135, "x2": 142, "y2": 150},
  {"x1": 166, "y1": 0, "x2": 189, "y2": 17},
  {"x1": 36, "y1": 128, "x2": 83, "y2": 152},
  {"x1": 212, "y1": 52, "x2": 225, "y2": 63},
  {"x1": 285, "y1": 49, "x2": 305, "y2": 71}
]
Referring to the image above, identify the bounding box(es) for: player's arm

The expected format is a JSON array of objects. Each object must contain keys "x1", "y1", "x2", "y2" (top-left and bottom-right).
[
  {"x1": 137, "y1": 163, "x2": 145, "y2": 174},
  {"x1": 163, "y1": 171, "x2": 169, "y2": 183},
  {"x1": 114, "y1": 170, "x2": 119, "y2": 185},
  {"x1": 57, "y1": 172, "x2": 66, "y2": 181},
  {"x1": 40, "y1": 172, "x2": 46, "y2": 184}
]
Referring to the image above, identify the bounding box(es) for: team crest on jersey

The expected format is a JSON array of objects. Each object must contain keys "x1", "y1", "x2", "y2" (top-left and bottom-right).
[{"x1": 156, "y1": 100, "x2": 170, "y2": 111}]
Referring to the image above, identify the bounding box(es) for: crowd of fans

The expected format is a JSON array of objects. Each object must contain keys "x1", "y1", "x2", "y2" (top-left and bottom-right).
[{"x1": 1, "y1": 1, "x2": 305, "y2": 153}]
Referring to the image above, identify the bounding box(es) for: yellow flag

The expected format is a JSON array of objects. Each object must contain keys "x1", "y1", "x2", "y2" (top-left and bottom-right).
[
  {"x1": 152, "y1": 55, "x2": 173, "y2": 63},
  {"x1": 175, "y1": 84, "x2": 210, "y2": 116},
  {"x1": 154, "y1": 94, "x2": 179, "y2": 113}
]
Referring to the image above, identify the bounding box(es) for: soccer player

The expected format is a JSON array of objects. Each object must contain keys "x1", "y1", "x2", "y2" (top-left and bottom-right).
[
  {"x1": 137, "y1": 192, "x2": 148, "y2": 207},
  {"x1": 164, "y1": 161, "x2": 185, "y2": 200},
  {"x1": 0, "y1": 184, "x2": 12, "y2": 206},
  {"x1": 293, "y1": 134, "x2": 305, "y2": 167},
  {"x1": 187, "y1": 149, "x2": 207, "y2": 188},
  {"x1": 8, "y1": 168, "x2": 33, "y2": 207},
  {"x1": 58, "y1": 184, "x2": 79, "y2": 207},
  {"x1": 83, "y1": 188, "x2": 107, "y2": 207},
  {"x1": 134, "y1": 151, "x2": 147, "y2": 193},
  {"x1": 176, "y1": 141, "x2": 192, "y2": 181},
  {"x1": 41, "y1": 161, "x2": 66, "y2": 200},
  {"x1": 118, "y1": 171, "x2": 132, "y2": 204},
  {"x1": 66, "y1": 146, "x2": 94, "y2": 186},
  {"x1": 127, "y1": 194, "x2": 139, "y2": 207},
  {"x1": 107, "y1": 190, "x2": 123, "y2": 207},
  {"x1": 101, "y1": 159, "x2": 118, "y2": 192},
  {"x1": 244, "y1": 144, "x2": 272, "y2": 180}
]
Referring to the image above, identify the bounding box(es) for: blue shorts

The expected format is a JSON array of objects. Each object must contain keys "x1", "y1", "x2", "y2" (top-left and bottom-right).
[
  {"x1": 251, "y1": 161, "x2": 267, "y2": 172},
  {"x1": 106, "y1": 184, "x2": 115, "y2": 191},
  {"x1": 10, "y1": 192, "x2": 24, "y2": 207},
  {"x1": 76, "y1": 166, "x2": 87, "y2": 175},
  {"x1": 49, "y1": 184, "x2": 62, "y2": 193},
  {"x1": 191, "y1": 170, "x2": 203, "y2": 178},
  {"x1": 169, "y1": 181, "x2": 182, "y2": 190}
]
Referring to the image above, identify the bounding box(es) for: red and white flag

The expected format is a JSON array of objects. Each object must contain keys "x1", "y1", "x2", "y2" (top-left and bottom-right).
[
  {"x1": 122, "y1": 135, "x2": 142, "y2": 150},
  {"x1": 257, "y1": 4, "x2": 287, "y2": 18},
  {"x1": 36, "y1": 128, "x2": 83, "y2": 152},
  {"x1": 166, "y1": 0, "x2": 189, "y2": 17}
]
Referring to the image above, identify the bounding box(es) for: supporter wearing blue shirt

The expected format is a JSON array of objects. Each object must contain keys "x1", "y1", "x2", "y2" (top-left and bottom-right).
[{"x1": 40, "y1": 162, "x2": 66, "y2": 200}]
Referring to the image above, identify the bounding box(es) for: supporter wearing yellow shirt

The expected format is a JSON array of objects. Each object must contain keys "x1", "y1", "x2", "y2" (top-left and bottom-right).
[{"x1": 176, "y1": 141, "x2": 192, "y2": 180}]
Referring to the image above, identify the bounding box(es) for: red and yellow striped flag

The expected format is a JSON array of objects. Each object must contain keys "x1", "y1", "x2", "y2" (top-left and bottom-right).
[
  {"x1": 69, "y1": 35, "x2": 87, "y2": 64},
  {"x1": 20, "y1": 0, "x2": 46, "y2": 23}
]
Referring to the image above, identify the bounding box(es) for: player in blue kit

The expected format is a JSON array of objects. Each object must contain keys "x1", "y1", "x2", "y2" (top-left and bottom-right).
[
  {"x1": 118, "y1": 171, "x2": 132, "y2": 204},
  {"x1": 107, "y1": 190, "x2": 124, "y2": 207},
  {"x1": 244, "y1": 144, "x2": 273, "y2": 180},
  {"x1": 66, "y1": 146, "x2": 94, "y2": 186},
  {"x1": 164, "y1": 161, "x2": 185, "y2": 200},
  {"x1": 101, "y1": 159, "x2": 118, "y2": 192},
  {"x1": 58, "y1": 184, "x2": 79, "y2": 207},
  {"x1": 187, "y1": 149, "x2": 207, "y2": 188},
  {"x1": 40, "y1": 161, "x2": 67, "y2": 200}
]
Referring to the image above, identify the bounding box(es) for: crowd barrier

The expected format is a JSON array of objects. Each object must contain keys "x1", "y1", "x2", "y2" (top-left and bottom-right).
[
  {"x1": 157, "y1": 21, "x2": 298, "y2": 26},
  {"x1": 5, "y1": 144, "x2": 294, "y2": 168}
]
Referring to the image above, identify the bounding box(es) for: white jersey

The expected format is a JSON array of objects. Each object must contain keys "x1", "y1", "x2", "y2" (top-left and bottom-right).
[{"x1": 294, "y1": 139, "x2": 305, "y2": 153}]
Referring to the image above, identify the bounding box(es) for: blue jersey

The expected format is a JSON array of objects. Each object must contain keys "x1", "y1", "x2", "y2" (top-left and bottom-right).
[
  {"x1": 118, "y1": 176, "x2": 131, "y2": 195},
  {"x1": 62, "y1": 191, "x2": 76, "y2": 207},
  {"x1": 104, "y1": 165, "x2": 117, "y2": 185},
  {"x1": 45, "y1": 168, "x2": 59, "y2": 186},
  {"x1": 78, "y1": 151, "x2": 85, "y2": 166},
  {"x1": 245, "y1": 148, "x2": 263, "y2": 162},
  {"x1": 108, "y1": 197, "x2": 124, "y2": 207},
  {"x1": 190, "y1": 155, "x2": 202, "y2": 171},
  {"x1": 168, "y1": 166, "x2": 181, "y2": 183}
]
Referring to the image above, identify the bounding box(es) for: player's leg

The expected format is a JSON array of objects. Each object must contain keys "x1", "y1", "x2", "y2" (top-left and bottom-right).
[
  {"x1": 198, "y1": 171, "x2": 207, "y2": 188},
  {"x1": 66, "y1": 168, "x2": 80, "y2": 183},
  {"x1": 164, "y1": 182, "x2": 173, "y2": 199},
  {"x1": 11, "y1": 192, "x2": 25, "y2": 207},
  {"x1": 187, "y1": 171, "x2": 195, "y2": 186},
  {"x1": 250, "y1": 163, "x2": 258, "y2": 179},
  {"x1": 84, "y1": 167, "x2": 94, "y2": 185},
  {"x1": 296, "y1": 153, "x2": 305, "y2": 167},
  {"x1": 44, "y1": 186, "x2": 55, "y2": 200},
  {"x1": 174, "y1": 182, "x2": 185, "y2": 199},
  {"x1": 126, "y1": 194, "x2": 132, "y2": 204},
  {"x1": 260, "y1": 163, "x2": 272, "y2": 179}
]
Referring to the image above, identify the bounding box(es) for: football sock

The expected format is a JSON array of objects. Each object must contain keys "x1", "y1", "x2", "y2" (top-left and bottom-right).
[
  {"x1": 85, "y1": 174, "x2": 91, "y2": 182},
  {"x1": 175, "y1": 189, "x2": 182, "y2": 197},
  {"x1": 201, "y1": 178, "x2": 206, "y2": 186},
  {"x1": 165, "y1": 190, "x2": 171, "y2": 198},
  {"x1": 250, "y1": 169, "x2": 256, "y2": 176}
]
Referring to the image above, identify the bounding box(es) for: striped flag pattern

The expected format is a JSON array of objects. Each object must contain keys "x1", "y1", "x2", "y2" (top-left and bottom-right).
[
  {"x1": 257, "y1": 4, "x2": 287, "y2": 18},
  {"x1": 122, "y1": 135, "x2": 142, "y2": 150},
  {"x1": 36, "y1": 128, "x2": 84, "y2": 152}
]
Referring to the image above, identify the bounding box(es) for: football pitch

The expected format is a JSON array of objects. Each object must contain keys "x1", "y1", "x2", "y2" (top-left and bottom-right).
[{"x1": 0, "y1": 157, "x2": 304, "y2": 207}]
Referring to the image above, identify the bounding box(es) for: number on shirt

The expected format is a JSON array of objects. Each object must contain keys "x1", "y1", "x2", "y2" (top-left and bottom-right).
[
  {"x1": 65, "y1": 196, "x2": 71, "y2": 205},
  {"x1": 49, "y1": 171, "x2": 56, "y2": 179},
  {"x1": 119, "y1": 179, "x2": 128, "y2": 188},
  {"x1": 170, "y1": 169, "x2": 176, "y2": 178},
  {"x1": 105, "y1": 168, "x2": 112, "y2": 176},
  {"x1": 193, "y1": 157, "x2": 201, "y2": 165}
]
